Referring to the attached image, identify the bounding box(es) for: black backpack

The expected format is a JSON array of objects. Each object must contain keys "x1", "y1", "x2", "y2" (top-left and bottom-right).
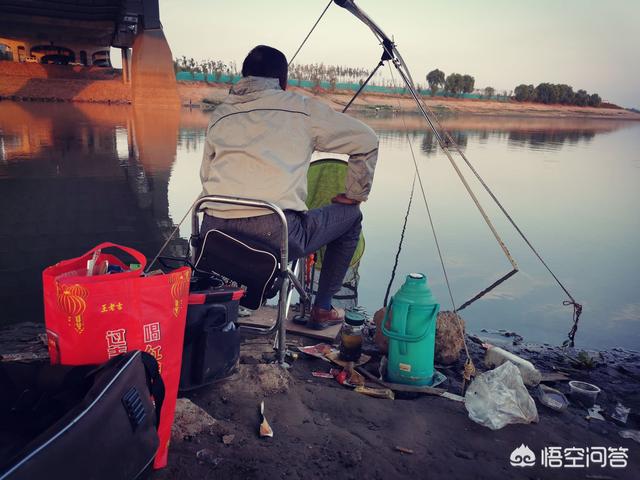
[{"x1": 0, "y1": 350, "x2": 164, "y2": 480}]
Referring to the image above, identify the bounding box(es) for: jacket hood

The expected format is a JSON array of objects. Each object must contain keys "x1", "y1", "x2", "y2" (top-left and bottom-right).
[{"x1": 227, "y1": 76, "x2": 282, "y2": 104}]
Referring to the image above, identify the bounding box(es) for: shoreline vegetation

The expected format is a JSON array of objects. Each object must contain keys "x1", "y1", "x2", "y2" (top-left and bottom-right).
[
  {"x1": 0, "y1": 61, "x2": 639, "y2": 120},
  {"x1": 183, "y1": 82, "x2": 640, "y2": 121}
]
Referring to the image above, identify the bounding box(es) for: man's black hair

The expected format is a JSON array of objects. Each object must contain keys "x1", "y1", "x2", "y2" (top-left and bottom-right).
[{"x1": 241, "y1": 45, "x2": 288, "y2": 90}]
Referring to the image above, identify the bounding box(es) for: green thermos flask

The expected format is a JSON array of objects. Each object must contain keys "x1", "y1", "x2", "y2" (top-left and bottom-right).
[{"x1": 382, "y1": 273, "x2": 440, "y2": 386}]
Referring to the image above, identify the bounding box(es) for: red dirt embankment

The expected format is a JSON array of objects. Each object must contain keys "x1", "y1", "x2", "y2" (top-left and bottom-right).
[
  {"x1": 180, "y1": 81, "x2": 640, "y2": 120},
  {"x1": 2, "y1": 62, "x2": 639, "y2": 120},
  {"x1": 0, "y1": 61, "x2": 130, "y2": 103}
]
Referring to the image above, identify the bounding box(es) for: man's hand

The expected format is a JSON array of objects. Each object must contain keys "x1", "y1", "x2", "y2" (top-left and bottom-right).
[{"x1": 331, "y1": 193, "x2": 361, "y2": 205}]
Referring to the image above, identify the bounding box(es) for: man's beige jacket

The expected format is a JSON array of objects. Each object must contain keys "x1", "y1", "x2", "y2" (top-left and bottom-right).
[{"x1": 200, "y1": 76, "x2": 379, "y2": 218}]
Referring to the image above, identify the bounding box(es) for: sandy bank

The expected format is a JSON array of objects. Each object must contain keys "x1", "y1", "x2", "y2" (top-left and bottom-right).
[
  {"x1": 0, "y1": 62, "x2": 131, "y2": 103},
  {"x1": 179, "y1": 81, "x2": 640, "y2": 121},
  {"x1": 2, "y1": 320, "x2": 638, "y2": 479},
  {"x1": 1, "y1": 61, "x2": 638, "y2": 121}
]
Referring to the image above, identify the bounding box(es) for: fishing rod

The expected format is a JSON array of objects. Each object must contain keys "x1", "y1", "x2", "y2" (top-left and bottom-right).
[
  {"x1": 334, "y1": 0, "x2": 519, "y2": 310},
  {"x1": 331, "y1": 0, "x2": 582, "y2": 345}
]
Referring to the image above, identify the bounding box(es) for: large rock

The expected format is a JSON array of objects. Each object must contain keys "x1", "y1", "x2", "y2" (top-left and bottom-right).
[
  {"x1": 373, "y1": 307, "x2": 466, "y2": 365},
  {"x1": 435, "y1": 311, "x2": 465, "y2": 365},
  {"x1": 373, "y1": 307, "x2": 389, "y2": 353}
]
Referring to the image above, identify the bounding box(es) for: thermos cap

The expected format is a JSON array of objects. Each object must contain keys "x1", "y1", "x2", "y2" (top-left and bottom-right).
[
  {"x1": 396, "y1": 272, "x2": 436, "y2": 306},
  {"x1": 345, "y1": 310, "x2": 366, "y2": 326}
]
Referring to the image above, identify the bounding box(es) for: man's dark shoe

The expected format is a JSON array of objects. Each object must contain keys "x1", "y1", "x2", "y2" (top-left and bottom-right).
[{"x1": 308, "y1": 306, "x2": 345, "y2": 330}]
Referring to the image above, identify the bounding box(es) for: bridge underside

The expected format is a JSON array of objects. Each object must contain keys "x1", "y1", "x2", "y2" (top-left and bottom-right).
[
  {"x1": 0, "y1": 14, "x2": 115, "y2": 47},
  {"x1": 0, "y1": 0, "x2": 178, "y2": 106}
]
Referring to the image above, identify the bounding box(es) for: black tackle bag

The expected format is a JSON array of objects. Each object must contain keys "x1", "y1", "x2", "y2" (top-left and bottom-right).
[
  {"x1": 0, "y1": 350, "x2": 164, "y2": 480},
  {"x1": 179, "y1": 286, "x2": 243, "y2": 391}
]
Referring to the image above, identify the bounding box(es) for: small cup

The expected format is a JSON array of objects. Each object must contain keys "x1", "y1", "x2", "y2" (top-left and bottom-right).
[{"x1": 568, "y1": 381, "x2": 601, "y2": 407}]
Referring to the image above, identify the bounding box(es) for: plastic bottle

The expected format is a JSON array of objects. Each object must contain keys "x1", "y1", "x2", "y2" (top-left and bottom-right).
[{"x1": 484, "y1": 346, "x2": 542, "y2": 386}]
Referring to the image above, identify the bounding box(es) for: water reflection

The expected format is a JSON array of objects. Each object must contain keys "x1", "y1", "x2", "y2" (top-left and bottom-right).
[
  {"x1": 420, "y1": 130, "x2": 468, "y2": 155},
  {"x1": 358, "y1": 113, "x2": 639, "y2": 350},
  {"x1": 507, "y1": 129, "x2": 595, "y2": 150},
  {"x1": 363, "y1": 113, "x2": 627, "y2": 155},
  {"x1": 0, "y1": 102, "x2": 185, "y2": 323},
  {"x1": 387, "y1": 119, "x2": 609, "y2": 156},
  {"x1": 1, "y1": 103, "x2": 638, "y2": 350}
]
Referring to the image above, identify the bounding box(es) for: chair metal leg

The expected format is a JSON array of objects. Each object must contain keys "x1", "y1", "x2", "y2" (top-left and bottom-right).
[
  {"x1": 288, "y1": 267, "x2": 308, "y2": 301},
  {"x1": 274, "y1": 260, "x2": 302, "y2": 364},
  {"x1": 192, "y1": 195, "x2": 294, "y2": 364},
  {"x1": 276, "y1": 275, "x2": 290, "y2": 364}
]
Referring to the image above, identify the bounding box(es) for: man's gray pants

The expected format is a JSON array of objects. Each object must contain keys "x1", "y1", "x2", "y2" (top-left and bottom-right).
[{"x1": 201, "y1": 204, "x2": 362, "y2": 307}]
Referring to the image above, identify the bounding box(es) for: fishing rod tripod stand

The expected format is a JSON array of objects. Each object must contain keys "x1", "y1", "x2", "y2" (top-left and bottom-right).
[{"x1": 331, "y1": 0, "x2": 581, "y2": 343}]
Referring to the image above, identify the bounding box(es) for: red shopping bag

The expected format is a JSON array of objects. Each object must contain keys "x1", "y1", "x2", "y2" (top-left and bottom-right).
[{"x1": 42, "y1": 242, "x2": 191, "y2": 469}]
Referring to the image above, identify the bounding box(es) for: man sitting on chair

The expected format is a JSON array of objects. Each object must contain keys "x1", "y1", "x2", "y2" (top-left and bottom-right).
[{"x1": 199, "y1": 45, "x2": 379, "y2": 330}]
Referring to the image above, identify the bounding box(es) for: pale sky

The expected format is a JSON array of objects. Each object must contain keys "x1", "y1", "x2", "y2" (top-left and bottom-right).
[{"x1": 157, "y1": 0, "x2": 640, "y2": 108}]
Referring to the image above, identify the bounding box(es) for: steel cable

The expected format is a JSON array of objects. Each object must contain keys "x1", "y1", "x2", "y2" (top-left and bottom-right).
[
  {"x1": 288, "y1": 0, "x2": 582, "y2": 346},
  {"x1": 385, "y1": 63, "x2": 475, "y2": 383},
  {"x1": 288, "y1": 0, "x2": 334, "y2": 67},
  {"x1": 386, "y1": 63, "x2": 457, "y2": 312},
  {"x1": 411, "y1": 90, "x2": 582, "y2": 344}
]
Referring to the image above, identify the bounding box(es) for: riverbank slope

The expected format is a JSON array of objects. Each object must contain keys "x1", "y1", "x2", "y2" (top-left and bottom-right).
[
  {"x1": 1, "y1": 62, "x2": 639, "y2": 120},
  {"x1": 181, "y1": 81, "x2": 640, "y2": 120},
  {"x1": 2, "y1": 321, "x2": 638, "y2": 479}
]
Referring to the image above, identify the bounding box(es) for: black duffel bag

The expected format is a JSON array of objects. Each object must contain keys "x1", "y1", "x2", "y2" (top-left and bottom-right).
[{"x1": 0, "y1": 350, "x2": 164, "y2": 480}]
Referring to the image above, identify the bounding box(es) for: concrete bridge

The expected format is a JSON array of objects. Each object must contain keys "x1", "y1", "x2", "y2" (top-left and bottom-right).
[{"x1": 0, "y1": 0, "x2": 179, "y2": 105}]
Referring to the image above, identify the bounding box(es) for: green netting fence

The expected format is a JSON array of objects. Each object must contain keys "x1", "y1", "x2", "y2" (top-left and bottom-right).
[{"x1": 175, "y1": 71, "x2": 498, "y2": 100}]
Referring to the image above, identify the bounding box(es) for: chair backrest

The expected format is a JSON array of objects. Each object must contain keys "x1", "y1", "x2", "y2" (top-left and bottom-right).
[{"x1": 194, "y1": 229, "x2": 279, "y2": 310}]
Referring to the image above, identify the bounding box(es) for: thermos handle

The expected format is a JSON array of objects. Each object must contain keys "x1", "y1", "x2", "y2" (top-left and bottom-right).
[{"x1": 381, "y1": 298, "x2": 439, "y2": 343}]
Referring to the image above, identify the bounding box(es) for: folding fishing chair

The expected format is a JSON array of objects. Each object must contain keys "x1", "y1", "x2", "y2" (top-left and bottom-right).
[{"x1": 190, "y1": 195, "x2": 307, "y2": 364}]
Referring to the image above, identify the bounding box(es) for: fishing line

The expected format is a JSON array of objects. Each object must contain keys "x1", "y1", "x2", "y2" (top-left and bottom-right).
[
  {"x1": 386, "y1": 62, "x2": 457, "y2": 312},
  {"x1": 383, "y1": 172, "x2": 415, "y2": 308},
  {"x1": 288, "y1": 0, "x2": 334, "y2": 67},
  {"x1": 288, "y1": 0, "x2": 582, "y2": 345},
  {"x1": 386, "y1": 63, "x2": 475, "y2": 383},
  {"x1": 145, "y1": 196, "x2": 200, "y2": 274},
  {"x1": 347, "y1": 21, "x2": 521, "y2": 317},
  {"x1": 410, "y1": 92, "x2": 582, "y2": 344}
]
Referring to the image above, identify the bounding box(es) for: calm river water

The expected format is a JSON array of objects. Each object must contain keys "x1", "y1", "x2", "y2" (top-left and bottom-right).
[{"x1": 1, "y1": 101, "x2": 638, "y2": 350}]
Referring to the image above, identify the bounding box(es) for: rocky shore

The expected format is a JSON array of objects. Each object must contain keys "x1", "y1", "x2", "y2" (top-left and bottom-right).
[{"x1": 2, "y1": 319, "x2": 638, "y2": 479}]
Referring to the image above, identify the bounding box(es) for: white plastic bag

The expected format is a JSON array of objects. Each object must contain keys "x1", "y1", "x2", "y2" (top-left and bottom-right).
[{"x1": 465, "y1": 362, "x2": 539, "y2": 430}]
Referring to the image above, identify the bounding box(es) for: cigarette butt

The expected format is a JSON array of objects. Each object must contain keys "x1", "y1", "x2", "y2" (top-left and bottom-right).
[{"x1": 395, "y1": 446, "x2": 414, "y2": 454}]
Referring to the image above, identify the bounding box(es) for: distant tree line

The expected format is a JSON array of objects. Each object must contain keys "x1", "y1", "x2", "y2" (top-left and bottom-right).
[
  {"x1": 174, "y1": 56, "x2": 403, "y2": 91},
  {"x1": 174, "y1": 57, "x2": 239, "y2": 83},
  {"x1": 425, "y1": 66, "x2": 604, "y2": 107},
  {"x1": 289, "y1": 63, "x2": 372, "y2": 87},
  {"x1": 514, "y1": 83, "x2": 601, "y2": 107},
  {"x1": 173, "y1": 57, "x2": 605, "y2": 107},
  {"x1": 426, "y1": 69, "x2": 475, "y2": 97},
  {"x1": 289, "y1": 63, "x2": 424, "y2": 91}
]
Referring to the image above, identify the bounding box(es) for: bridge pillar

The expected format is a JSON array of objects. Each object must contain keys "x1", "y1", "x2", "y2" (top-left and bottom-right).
[
  {"x1": 121, "y1": 47, "x2": 131, "y2": 84},
  {"x1": 130, "y1": 29, "x2": 179, "y2": 107}
]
